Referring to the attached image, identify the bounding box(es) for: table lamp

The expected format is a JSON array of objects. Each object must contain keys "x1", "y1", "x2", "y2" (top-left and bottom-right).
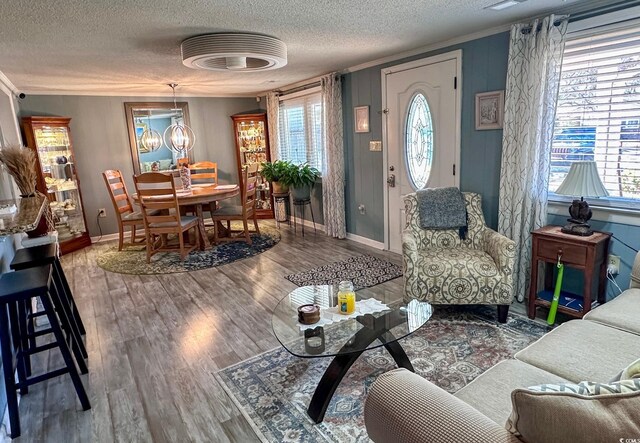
[{"x1": 554, "y1": 161, "x2": 609, "y2": 236}]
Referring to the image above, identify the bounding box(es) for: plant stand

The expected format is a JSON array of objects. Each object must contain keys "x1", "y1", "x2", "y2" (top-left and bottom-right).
[
  {"x1": 292, "y1": 198, "x2": 316, "y2": 237},
  {"x1": 273, "y1": 192, "x2": 291, "y2": 228}
]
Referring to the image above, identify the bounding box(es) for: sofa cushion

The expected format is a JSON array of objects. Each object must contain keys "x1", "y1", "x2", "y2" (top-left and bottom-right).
[
  {"x1": 507, "y1": 381, "x2": 640, "y2": 443},
  {"x1": 454, "y1": 359, "x2": 570, "y2": 426},
  {"x1": 584, "y1": 288, "x2": 640, "y2": 335},
  {"x1": 515, "y1": 320, "x2": 640, "y2": 383}
]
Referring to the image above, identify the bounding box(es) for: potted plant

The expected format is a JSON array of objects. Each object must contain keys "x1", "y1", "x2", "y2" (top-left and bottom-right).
[
  {"x1": 261, "y1": 160, "x2": 293, "y2": 194},
  {"x1": 289, "y1": 163, "x2": 320, "y2": 201}
]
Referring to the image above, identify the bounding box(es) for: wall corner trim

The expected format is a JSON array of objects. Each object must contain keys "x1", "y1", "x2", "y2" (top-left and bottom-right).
[{"x1": 0, "y1": 70, "x2": 18, "y2": 97}]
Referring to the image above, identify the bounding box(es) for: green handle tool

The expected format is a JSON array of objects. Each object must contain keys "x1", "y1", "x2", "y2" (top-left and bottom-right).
[{"x1": 547, "y1": 256, "x2": 564, "y2": 325}]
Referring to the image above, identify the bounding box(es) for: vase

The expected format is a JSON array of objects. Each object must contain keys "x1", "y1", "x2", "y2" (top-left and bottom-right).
[
  {"x1": 179, "y1": 165, "x2": 191, "y2": 190},
  {"x1": 291, "y1": 184, "x2": 311, "y2": 201},
  {"x1": 271, "y1": 181, "x2": 289, "y2": 194}
]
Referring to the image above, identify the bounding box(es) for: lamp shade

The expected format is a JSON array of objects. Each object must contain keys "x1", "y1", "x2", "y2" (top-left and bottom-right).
[{"x1": 555, "y1": 161, "x2": 609, "y2": 198}]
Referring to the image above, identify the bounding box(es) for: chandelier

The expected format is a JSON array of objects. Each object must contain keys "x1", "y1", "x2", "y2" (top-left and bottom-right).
[
  {"x1": 163, "y1": 83, "x2": 196, "y2": 155},
  {"x1": 139, "y1": 111, "x2": 163, "y2": 152}
]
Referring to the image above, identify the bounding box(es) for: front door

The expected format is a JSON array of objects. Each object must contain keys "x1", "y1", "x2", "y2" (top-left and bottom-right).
[{"x1": 383, "y1": 53, "x2": 460, "y2": 253}]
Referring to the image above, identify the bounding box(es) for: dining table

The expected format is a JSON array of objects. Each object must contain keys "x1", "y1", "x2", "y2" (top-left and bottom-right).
[{"x1": 133, "y1": 183, "x2": 240, "y2": 251}]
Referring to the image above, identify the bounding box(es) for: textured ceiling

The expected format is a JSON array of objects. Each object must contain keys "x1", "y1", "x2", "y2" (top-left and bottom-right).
[{"x1": 0, "y1": 0, "x2": 600, "y2": 96}]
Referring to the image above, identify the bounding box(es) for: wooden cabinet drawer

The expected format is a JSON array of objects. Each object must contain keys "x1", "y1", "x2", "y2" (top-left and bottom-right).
[{"x1": 536, "y1": 240, "x2": 587, "y2": 266}]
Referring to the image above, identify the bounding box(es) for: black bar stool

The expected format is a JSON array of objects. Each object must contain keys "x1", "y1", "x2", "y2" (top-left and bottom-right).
[
  {"x1": 0, "y1": 265, "x2": 90, "y2": 438},
  {"x1": 10, "y1": 243, "x2": 86, "y2": 359}
]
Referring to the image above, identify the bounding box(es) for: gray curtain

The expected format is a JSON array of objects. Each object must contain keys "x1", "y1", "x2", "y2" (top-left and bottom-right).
[
  {"x1": 498, "y1": 15, "x2": 568, "y2": 302},
  {"x1": 321, "y1": 73, "x2": 346, "y2": 239},
  {"x1": 266, "y1": 91, "x2": 280, "y2": 161}
]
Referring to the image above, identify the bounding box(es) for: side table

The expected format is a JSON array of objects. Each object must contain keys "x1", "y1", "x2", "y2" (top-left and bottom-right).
[{"x1": 528, "y1": 225, "x2": 611, "y2": 319}]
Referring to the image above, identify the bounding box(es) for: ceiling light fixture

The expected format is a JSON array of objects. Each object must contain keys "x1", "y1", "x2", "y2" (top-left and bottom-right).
[
  {"x1": 485, "y1": 0, "x2": 526, "y2": 11},
  {"x1": 181, "y1": 33, "x2": 287, "y2": 72},
  {"x1": 139, "y1": 111, "x2": 163, "y2": 152},
  {"x1": 164, "y1": 83, "x2": 195, "y2": 155}
]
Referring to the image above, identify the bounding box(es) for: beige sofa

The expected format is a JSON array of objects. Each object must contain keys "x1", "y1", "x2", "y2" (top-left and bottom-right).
[{"x1": 364, "y1": 251, "x2": 640, "y2": 443}]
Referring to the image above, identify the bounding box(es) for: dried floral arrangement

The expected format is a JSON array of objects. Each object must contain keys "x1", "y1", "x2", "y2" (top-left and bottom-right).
[{"x1": 0, "y1": 144, "x2": 38, "y2": 197}]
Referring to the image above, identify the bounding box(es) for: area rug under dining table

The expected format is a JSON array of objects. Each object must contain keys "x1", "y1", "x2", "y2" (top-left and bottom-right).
[
  {"x1": 96, "y1": 222, "x2": 280, "y2": 274},
  {"x1": 216, "y1": 305, "x2": 549, "y2": 443}
]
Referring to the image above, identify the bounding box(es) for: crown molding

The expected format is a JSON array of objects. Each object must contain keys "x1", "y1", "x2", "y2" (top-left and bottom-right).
[
  {"x1": 343, "y1": 24, "x2": 512, "y2": 74},
  {"x1": 0, "y1": 70, "x2": 18, "y2": 97}
]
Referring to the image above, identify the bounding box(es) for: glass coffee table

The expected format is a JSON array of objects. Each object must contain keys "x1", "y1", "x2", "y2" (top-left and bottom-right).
[{"x1": 271, "y1": 285, "x2": 433, "y2": 423}]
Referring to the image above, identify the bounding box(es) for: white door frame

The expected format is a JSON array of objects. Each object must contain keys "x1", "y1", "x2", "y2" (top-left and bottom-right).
[{"x1": 381, "y1": 50, "x2": 462, "y2": 251}]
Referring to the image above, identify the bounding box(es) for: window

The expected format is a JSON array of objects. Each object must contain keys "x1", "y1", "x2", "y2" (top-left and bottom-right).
[
  {"x1": 405, "y1": 93, "x2": 434, "y2": 190},
  {"x1": 550, "y1": 24, "x2": 640, "y2": 205},
  {"x1": 278, "y1": 92, "x2": 323, "y2": 173}
]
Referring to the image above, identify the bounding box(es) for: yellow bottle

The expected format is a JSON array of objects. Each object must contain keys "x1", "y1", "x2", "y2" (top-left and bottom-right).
[{"x1": 337, "y1": 281, "x2": 356, "y2": 315}]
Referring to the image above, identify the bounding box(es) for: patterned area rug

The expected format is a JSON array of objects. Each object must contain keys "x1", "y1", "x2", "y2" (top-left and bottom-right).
[
  {"x1": 285, "y1": 255, "x2": 403, "y2": 290},
  {"x1": 216, "y1": 306, "x2": 549, "y2": 443},
  {"x1": 96, "y1": 223, "x2": 280, "y2": 274}
]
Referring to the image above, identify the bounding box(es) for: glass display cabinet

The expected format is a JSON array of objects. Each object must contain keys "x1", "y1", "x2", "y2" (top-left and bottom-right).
[
  {"x1": 21, "y1": 116, "x2": 91, "y2": 254},
  {"x1": 231, "y1": 110, "x2": 274, "y2": 218}
]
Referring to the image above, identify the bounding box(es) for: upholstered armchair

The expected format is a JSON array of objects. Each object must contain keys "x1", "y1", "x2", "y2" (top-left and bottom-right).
[{"x1": 402, "y1": 192, "x2": 516, "y2": 322}]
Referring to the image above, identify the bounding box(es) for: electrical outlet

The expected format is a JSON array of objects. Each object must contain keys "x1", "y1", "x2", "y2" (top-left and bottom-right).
[
  {"x1": 608, "y1": 254, "x2": 620, "y2": 275},
  {"x1": 98, "y1": 208, "x2": 107, "y2": 218}
]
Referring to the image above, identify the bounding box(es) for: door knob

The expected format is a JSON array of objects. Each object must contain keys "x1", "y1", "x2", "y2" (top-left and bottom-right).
[{"x1": 387, "y1": 174, "x2": 396, "y2": 187}]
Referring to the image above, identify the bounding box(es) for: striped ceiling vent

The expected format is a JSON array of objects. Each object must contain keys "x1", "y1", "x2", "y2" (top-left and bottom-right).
[{"x1": 181, "y1": 33, "x2": 287, "y2": 72}]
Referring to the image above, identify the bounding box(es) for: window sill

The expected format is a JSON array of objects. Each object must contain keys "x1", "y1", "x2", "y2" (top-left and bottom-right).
[{"x1": 548, "y1": 199, "x2": 640, "y2": 227}]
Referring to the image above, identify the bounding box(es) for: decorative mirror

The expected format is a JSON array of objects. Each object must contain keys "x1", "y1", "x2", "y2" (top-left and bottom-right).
[{"x1": 124, "y1": 102, "x2": 194, "y2": 175}]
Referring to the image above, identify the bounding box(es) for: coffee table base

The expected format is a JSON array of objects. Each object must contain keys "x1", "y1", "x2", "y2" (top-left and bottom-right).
[{"x1": 307, "y1": 310, "x2": 414, "y2": 423}]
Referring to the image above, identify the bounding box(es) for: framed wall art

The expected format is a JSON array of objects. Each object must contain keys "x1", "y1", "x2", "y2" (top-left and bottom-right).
[
  {"x1": 475, "y1": 90, "x2": 504, "y2": 130},
  {"x1": 354, "y1": 105, "x2": 370, "y2": 133}
]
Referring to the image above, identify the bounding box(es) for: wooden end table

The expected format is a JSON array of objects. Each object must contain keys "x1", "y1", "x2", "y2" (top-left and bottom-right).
[{"x1": 528, "y1": 226, "x2": 611, "y2": 319}]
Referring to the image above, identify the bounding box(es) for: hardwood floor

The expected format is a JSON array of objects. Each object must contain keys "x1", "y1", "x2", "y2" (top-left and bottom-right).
[{"x1": 12, "y1": 222, "x2": 405, "y2": 443}]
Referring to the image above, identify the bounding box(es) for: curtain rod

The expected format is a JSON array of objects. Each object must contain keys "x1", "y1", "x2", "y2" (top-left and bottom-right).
[
  {"x1": 521, "y1": 0, "x2": 640, "y2": 34},
  {"x1": 520, "y1": 14, "x2": 570, "y2": 34},
  {"x1": 568, "y1": 0, "x2": 640, "y2": 23},
  {"x1": 278, "y1": 81, "x2": 321, "y2": 97}
]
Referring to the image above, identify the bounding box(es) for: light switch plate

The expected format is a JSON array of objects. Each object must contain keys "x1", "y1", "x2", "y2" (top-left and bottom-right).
[{"x1": 369, "y1": 141, "x2": 382, "y2": 152}]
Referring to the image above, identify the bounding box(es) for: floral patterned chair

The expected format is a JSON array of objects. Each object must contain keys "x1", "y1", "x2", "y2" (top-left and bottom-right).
[{"x1": 402, "y1": 192, "x2": 516, "y2": 323}]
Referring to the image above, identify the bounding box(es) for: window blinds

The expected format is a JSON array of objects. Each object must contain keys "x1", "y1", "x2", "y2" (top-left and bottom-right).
[
  {"x1": 550, "y1": 24, "x2": 640, "y2": 202},
  {"x1": 278, "y1": 92, "x2": 323, "y2": 173}
]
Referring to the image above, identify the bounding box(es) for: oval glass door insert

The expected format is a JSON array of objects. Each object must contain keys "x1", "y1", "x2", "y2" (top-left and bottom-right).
[{"x1": 405, "y1": 93, "x2": 434, "y2": 190}]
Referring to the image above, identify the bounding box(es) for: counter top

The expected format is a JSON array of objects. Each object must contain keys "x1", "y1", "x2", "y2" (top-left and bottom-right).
[{"x1": 0, "y1": 195, "x2": 47, "y2": 236}]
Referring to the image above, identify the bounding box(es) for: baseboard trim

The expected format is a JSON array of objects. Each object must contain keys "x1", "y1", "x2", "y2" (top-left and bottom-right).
[
  {"x1": 346, "y1": 233, "x2": 385, "y2": 250},
  {"x1": 294, "y1": 218, "x2": 325, "y2": 232},
  {"x1": 90, "y1": 232, "x2": 119, "y2": 243},
  {"x1": 286, "y1": 219, "x2": 386, "y2": 250}
]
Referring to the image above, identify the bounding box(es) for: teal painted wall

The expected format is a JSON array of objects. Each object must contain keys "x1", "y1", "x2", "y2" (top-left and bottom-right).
[{"x1": 343, "y1": 32, "x2": 511, "y2": 242}]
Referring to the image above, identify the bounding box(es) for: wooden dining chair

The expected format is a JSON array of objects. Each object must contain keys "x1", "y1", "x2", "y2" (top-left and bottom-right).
[
  {"x1": 133, "y1": 172, "x2": 200, "y2": 262},
  {"x1": 189, "y1": 161, "x2": 218, "y2": 185},
  {"x1": 102, "y1": 170, "x2": 147, "y2": 251},
  {"x1": 211, "y1": 164, "x2": 260, "y2": 245}
]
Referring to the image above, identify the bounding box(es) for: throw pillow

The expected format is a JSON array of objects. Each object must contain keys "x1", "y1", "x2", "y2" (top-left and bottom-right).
[
  {"x1": 159, "y1": 159, "x2": 172, "y2": 171},
  {"x1": 622, "y1": 357, "x2": 640, "y2": 380},
  {"x1": 610, "y1": 357, "x2": 640, "y2": 383},
  {"x1": 507, "y1": 380, "x2": 640, "y2": 443}
]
